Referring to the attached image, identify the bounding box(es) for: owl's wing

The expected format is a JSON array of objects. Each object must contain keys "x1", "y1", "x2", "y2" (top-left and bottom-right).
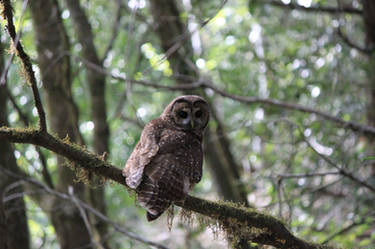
[
  {"x1": 190, "y1": 152, "x2": 202, "y2": 184},
  {"x1": 123, "y1": 122, "x2": 160, "y2": 189},
  {"x1": 145, "y1": 131, "x2": 203, "y2": 192}
]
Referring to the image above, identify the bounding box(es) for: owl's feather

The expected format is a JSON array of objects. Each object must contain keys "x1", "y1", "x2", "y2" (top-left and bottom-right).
[{"x1": 123, "y1": 122, "x2": 159, "y2": 189}]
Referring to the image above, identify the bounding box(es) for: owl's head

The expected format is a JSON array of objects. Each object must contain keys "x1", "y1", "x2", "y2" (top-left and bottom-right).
[{"x1": 162, "y1": 95, "x2": 210, "y2": 131}]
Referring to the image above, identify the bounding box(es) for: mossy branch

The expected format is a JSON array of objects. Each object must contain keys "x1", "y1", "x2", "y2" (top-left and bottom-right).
[
  {"x1": 0, "y1": 0, "x2": 47, "y2": 132},
  {"x1": 0, "y1": 126, "x2": 338, "y2": 249}
]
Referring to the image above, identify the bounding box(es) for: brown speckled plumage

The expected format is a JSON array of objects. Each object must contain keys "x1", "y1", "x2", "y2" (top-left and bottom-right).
[{"x1": 123, "y1": 95, "x2": 209, "y2": 221}]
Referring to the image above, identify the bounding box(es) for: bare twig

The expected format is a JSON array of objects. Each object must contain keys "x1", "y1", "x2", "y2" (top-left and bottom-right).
[
  {"x1": 101, "y1": 0, "x2": 124, "y2": 63},
  {"x1": 276, "y1": 119, "x2": 375, "y2": 193},
  {"x1": 0, "y1": 0, "x2": 47, "y2": 132},
  {"x1": 5, "y1": 87, "x2": 29, "y2": 125},
  {"x1": 303, "y1": 136, "x2": 375, "y2": 193},
  {"x1": 68, "y1": 186, "x2": 104, "y2": 249},
  {"x1": 322, "y1": 219, "x2": 365, "y2": 244},
  {"x1": 276, "y1": 178, "x2": 283, "y2": 218},
  {"x1": 0, "y1": 50, "x2": 14, "y2": 86},
  {"x1": 277, "y1": 171, "x2": 341, "y2": 179},
  {"x1": 201, "y1": 79, "x2": 375, "y2": 137},
  {"x1": 118, "y1": 114, "x2": 144, "y2": 129}
]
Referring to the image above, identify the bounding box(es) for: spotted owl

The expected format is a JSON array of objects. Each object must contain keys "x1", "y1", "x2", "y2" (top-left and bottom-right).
[{"x1": 122, "y1": 95, "x2": 209, "y2": 221}]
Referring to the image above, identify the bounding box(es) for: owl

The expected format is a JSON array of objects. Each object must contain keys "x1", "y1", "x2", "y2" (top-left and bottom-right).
[{"x1": 123, "y1": 95, "x2": 209, "y2": 221}]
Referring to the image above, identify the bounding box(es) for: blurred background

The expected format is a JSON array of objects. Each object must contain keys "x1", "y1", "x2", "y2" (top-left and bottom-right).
[{"x1": 1, "y1": 0, "x2": 374, "y2": 248}]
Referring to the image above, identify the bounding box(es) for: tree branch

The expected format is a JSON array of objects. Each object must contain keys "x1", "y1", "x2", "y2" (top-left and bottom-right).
[
  {"x1": 337, "y1": 27, "x2": 373, "y2": 54},
  {"x1": 262, "y1": 0, "x2": 362, "y2": 15},
  {"x1": 0, "y1": 126, "x2": 337, "y2": 249},
  {"x1": 72, "y1": 55, "x2": 375, "y2": 138},
  {"x1": 304, "y1": 137, "x2": 375, "y2": 193},
  {"x1": 200, "y1": 79, "x2": 375, "y2": 137},
  {"x1": 277, "y1": 171, "x2": 341, "y2": 179},
  {"x1": 0, "y1": 0, "x2": 47, "y2": 132},
  {"x1": 100, "y1": 0, "x2": 123, "y2": 63},
  {"x1": 322, "y1": 219, "x2": 365, "y2": 245}
]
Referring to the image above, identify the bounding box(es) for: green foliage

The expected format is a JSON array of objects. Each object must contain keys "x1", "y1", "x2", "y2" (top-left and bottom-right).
[{"x1": 2, "y1": 0, "x2": 374, "y2": 248}]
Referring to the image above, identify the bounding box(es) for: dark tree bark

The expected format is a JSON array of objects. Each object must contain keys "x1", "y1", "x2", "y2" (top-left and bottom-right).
[
  {"x1": 0, "y1": 197, "x2": 7, "y2": 249},
  {"x1": 29, "y1": 1, "x2": 93, "y2": 248},
  {"x1": 62, "y1": 0, "x2": 110, "y2": 246},
  {"x1": 149, "y1": 0, "x2": 197, "y2": 83},
  {"x1": 362, "y1": 0, "x2": 375, "y2": 128},
  {"x1": 0, "y1": 31, "x2": 30, "y2": 249},
  {"x1": 361, "y1": 5, "x2": 375, "y2": 219}
]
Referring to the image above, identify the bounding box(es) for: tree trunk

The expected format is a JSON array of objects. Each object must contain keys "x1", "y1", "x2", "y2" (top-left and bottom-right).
[
  {"x1": 29, "y1": 1, "x2": 93, "y2": 248},
  {"x1": 362, "y1": 1, "x2": 375, "y2": 183},
  {"x1": 362, "y1": 0, "x2": 375, "y2": 127},
  {"x1": 63, "y1": 0, "x2": 110, "y2": 246},
  {"x1": 0, "y1": 30, "x2": 30, "y2": 249},
  {"x1": 149, "y1": 0, "x2": 197, "y2": 84}
]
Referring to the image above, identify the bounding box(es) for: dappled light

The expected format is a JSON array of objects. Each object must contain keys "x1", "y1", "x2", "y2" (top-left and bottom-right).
[{"x1": 0, "y1": 0, "x2": 374, "y2": 249}]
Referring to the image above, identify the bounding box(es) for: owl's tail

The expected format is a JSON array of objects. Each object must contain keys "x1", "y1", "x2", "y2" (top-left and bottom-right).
[
  {"x1": 137, "y1": 176, "x2": 171, "y2": 222},
  {"x1": 146, "y1": 211, "x2": 162, "y2": 221}
]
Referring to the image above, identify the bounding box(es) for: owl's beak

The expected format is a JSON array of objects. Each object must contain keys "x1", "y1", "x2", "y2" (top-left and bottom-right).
[{"x1": 190, "y1": 119, "x2": 195, "y2": 129}]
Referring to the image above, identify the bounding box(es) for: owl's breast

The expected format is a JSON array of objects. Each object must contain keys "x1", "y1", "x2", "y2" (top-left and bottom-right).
[{"x1": 158, "y1": 130, "x2": 201, "y2": 152}]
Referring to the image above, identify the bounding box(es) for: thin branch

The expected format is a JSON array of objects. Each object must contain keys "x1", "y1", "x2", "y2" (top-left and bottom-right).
[
  {"x1": 0, "y1": 127, "x2": 337, "y2": 249},
  {"x1": 101, "y1": 0, "x2": 124, "y2": 63},
  {"x1": 0, "y1": 50, "x2": 14, "y2": 86},
  {"x1": 277, "y1": 171, "x2": 341, "y2": 179},
  {"x1": 337, "y1": 27, "x2": 372, "y2": 54},
  {"x1": 0, "y1": 167, "x2": 169, "y2": 249},
  {"x1": 263, "y1": 0, "x2": 362, "y2": 15},
  {"x1": 322, "y1": 219, "x2": 365, "y2": 244},
  {"x1": 4, "y1": 87, "x2": 54, "y2": 188},
  {"x1": 118, "y1": 114, "x2": 145, "y2": 129},
  {"x1": 277, "y1": 119, "x2": 375, "y2": 194},
  {"x1": 200, "y1": 79, "x2": 375, "y2": 137},
  {"x1": 73, "y1": 54, "x2": 375, "y2": 137},
  {"x1": 277, "y1": 178, "x2": 283, "y2": 218},
  {"x1": 303, "y1": 137, "x2": 375, "y2": 193},
  {"x1": 5, "y1": 87, "x2": 29, "y2": 125},
  {"x1": 68, "y1": 186, "x2": 104, "y2": 249},
  {"x1": 0, "y1": 0, "x2": 47, "y2": 132}
]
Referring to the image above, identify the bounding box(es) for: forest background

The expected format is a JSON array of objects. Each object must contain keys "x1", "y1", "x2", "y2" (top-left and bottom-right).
[{"x1": 0, "y1": 0, "x2": 374, "y2": 248}]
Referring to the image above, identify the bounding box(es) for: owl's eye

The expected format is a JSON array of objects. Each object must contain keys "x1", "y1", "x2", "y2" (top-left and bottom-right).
[
  {"x1": 178, "y1": 110, "x2": 188, "y2": 118},
  {"x1": 195, "y1": 110, "x2": 202, "y2": 118}
]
